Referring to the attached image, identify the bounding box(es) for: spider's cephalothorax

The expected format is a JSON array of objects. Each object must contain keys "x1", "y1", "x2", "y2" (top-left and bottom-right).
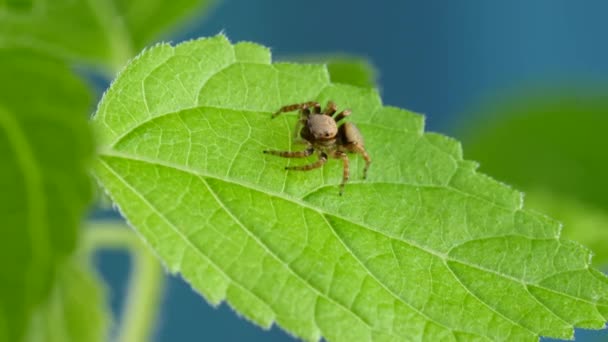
[{"x1": 263, "y1": 101, "x2": 371, "y2": 195}]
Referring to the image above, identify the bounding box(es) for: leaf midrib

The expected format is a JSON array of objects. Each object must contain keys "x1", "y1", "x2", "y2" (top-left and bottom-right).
[
  {"x1": 98, "y1": 149, "x2": 585, "y2": 282},
  {"x1": 95, "y1": 158, "x2": 279, "y2": 319},
  {"x1": 99, "y1": 150, "x2": 595, "y2": 336},
  {"x1": 98, "y1": 154, "x2": 469, "y2": 337},
  {"x1": 103, "y1": 102, "x2": 521, "y2": 216},
  {"x1": 97, "y1": 157, "x2": 378, "y2": 339}
]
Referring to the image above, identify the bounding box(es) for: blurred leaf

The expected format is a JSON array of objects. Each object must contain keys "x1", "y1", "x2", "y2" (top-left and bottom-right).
[
  {"x1": 0, "y1": 0, "x2": 216, "y2": 69},
  {"x1": 286, "y1": 54, "x2": 378, "y2": 88},
  {"x1": 0, "y1": 1, "x2": 109, "y2": 64},
  {"x1": 460, "y1": 91, "x2": 608, "y2": 211},
  {"x1": 459, "y1": 91, "x2": 608, "y2": 266},
  {"x1": 0, "y1": 50, "x2": 94, "y2": 341},
  {"x1": 525, "y1": 190, "x2": 608, "y2": 267},
  {"x1": 92, "y1": 35, "x2": 608, "y2": 341},
  {"x1": 326, "y1": 57, "x2": 377, "y2": 88},
  {"x1": 111, "y1": 0, "x2": 216, "y2": 55},
  {"x1": 26, "y1": 258, "x2": 110, "y2": 342}
]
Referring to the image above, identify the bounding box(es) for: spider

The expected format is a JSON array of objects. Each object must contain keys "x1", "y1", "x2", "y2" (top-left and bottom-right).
[{"x1": 263, "y1": 101, "x2": 371, "y2": 195}]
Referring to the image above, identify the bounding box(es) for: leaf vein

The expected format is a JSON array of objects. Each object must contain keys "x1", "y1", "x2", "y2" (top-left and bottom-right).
[
  {"x1": 97, "y1": 158, "x2": 278, "y2": 320},
  {"x1": 198, "y1": 175, "x2": 372, "y2": 331}
]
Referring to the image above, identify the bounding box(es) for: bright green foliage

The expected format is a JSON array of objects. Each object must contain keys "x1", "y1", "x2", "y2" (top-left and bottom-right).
[
  {"x1": 0, "y1": 50, "x2": 95, "y2": 341},
  {"x1": 92, "y1": 35, "x2": 608, "y2": 341},
  {"x1": 25, "y1": 258, "x2": 110, "y2": 342},
  {"x1": 0, "y1": 0, "x2": 215, "y2": 69},
  {"x1": 459, "y1": 92, "x2": 608, "y2": 267}
]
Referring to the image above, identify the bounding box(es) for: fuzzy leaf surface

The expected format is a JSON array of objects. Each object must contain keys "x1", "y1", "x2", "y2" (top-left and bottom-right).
[{"x1": 92, "y1": 35, "x2": 608, "y2": 341}]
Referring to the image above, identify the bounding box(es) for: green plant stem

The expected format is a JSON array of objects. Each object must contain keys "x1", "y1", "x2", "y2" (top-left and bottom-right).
[{"x1": 84, "y1": 222, "x2": 164, "y2": 342}]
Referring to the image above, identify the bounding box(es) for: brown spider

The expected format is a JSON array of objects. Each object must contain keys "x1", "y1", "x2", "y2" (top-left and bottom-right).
[{"x1": 263, "y1": 101, "x2": 371, "y2": 195}]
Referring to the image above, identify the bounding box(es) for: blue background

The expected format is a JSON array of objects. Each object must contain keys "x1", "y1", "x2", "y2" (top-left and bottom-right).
[{"x1": 96, "y1": 1, "x2": 608, "y2": 341}]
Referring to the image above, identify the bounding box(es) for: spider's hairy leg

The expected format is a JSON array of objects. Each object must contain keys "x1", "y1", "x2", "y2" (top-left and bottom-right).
[
  {"x1": 334, "y1": 109, "x2": 352, "y2": 122},
  {"x1": 272, "y1": 101, "x2": 320, "y2": 118},
  {"x1": 263, "y1": 147, "x2": 314, "y2": 158},
  {"x1": 311, "y1": 102, "x2": 322, "y2": 114},
  {"x1": 285, "y1": 152, "x2": 327, "y2": 171},
  {"x1": 293, "y1": 117, "x2": 309, "y2": 142},
  {"x1": 333, "y1": 151, "x2": 350, "y2": 195},
  {"x1": 323, "y1": 101, "x2": 337, "y2": 116},
  {"x1": 350, "y1": 145, "x2": 372, "y2": 179}
]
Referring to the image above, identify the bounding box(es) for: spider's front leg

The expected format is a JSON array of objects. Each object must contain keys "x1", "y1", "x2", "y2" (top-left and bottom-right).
[
  {"x1": 271, "y1": 101, "x2": 321, "y2": 119},
  {"x1": 334, "y1": 109, "x2": 352, "y2": 122},
  {"x1": 333, "y1": 151, "x2": 350, "y2": 195},
  {"x1": 323, "y1": 101, "x2": 337, "y2": 116},
  {"x1": 263, "y1": 147, "x2": 314, "y2": 158},
  {"x1": 351, "y1": 145, "x2": 371, "y2": 179},
  {"x1": 284, "y1": 152, "x2": 328, "y2": 171}
]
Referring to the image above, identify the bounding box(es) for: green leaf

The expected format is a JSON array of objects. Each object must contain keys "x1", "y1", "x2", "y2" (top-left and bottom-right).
[
  {"x1": 459, "y1": 91, "x2": 608, "y2": 267},
  {"x1": 111, "y1": 0, "x2": 216, "y2": 55},
  {"x1": 0, "y1": 1, "x2": 108, "y2": 63},
  {"x1": 525, "y1": 191, "x2": 608, "y2": 267},
  {"x1": 25, "y1": 258, "x2": 110, "y2": 342},
  {"x1": 92, "y1": 35, "x2": 608, "y2": 341},
  {"x1": 0, "y1": 0, "x2": 216, "y2": 69},
  {"x1": 459, "y1": 91, "x2": 608, "y2": 212},
  {"x1": 285, "y1": 55, "x2": 378, "y2": 88},
  {"x1": 0, "y1": 50, "x2": 94, "y2": 341},
  {"x1": 326, "y1": 57, "x2": 377, "y2": 88}
]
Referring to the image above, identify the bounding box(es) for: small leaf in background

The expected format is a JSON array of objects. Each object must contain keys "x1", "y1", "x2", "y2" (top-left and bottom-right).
[
  {"x1": 0, "y1": 0, "x2": 216, "y2": 70},
  {"x1": 285, "y1": 54, "x2": 378, "y2": 88},
  {"x1": 0, "y1": 50, "x2": 95, "y2": 341},
  {"x1": 92, "y1": 35, "x2": 608, "y2": 341},
  {"x1": 325, "y1": 56, "x2": 377, "y2": 88},
  {"x1": 459, "y1": 91, "x2": 608, "y2": 267}
]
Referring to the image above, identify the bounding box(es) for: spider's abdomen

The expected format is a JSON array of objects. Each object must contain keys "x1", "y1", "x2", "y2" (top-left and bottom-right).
[{"x1": 340, "y1": 122, "x2": 365, "y2": 147}]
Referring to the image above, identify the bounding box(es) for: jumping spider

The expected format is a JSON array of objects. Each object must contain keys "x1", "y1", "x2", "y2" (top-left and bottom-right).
[{"x1": 263, "y1": 101, "x2": 371, "y2": 195}]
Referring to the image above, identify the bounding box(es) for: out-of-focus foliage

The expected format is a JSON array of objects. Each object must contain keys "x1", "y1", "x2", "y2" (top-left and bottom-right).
[
  {"x1": 283, "y1": 55, "x2": 378, "y2": 89},
  {"x1": 111, "y1": 0, "x2": 216, "y2": 55},
  {"x1": 25, "y1": 258, "x2": 110, "y2": 342},
  {"x1": 459, "y1": 90, "x2": 608, "y2": 266},
  {"x1": 325, "y1": 56, "x2": 377, "y2": 88},
  {"x1": 0, "y1": 50, "x2": 96, "y2": 341},
  {"x1": 0, "y1": 0, "x2": 216, "y2": 70},
  {"x1": 0, "y1": 1, "x2": 219, "y2": 340}
]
